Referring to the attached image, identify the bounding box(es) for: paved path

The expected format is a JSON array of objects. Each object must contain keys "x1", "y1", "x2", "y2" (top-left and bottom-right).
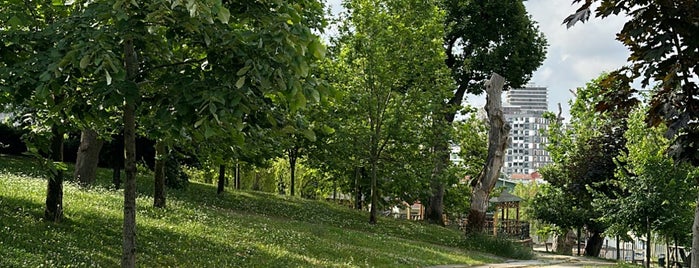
[{"x1": 429, "y1": 251, "x2": 619, "y2": 268}]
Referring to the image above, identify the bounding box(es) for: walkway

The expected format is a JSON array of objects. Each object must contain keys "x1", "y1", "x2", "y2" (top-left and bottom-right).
[{"x1": 429, "y1": 251, "x2": 619, "y2": 268}]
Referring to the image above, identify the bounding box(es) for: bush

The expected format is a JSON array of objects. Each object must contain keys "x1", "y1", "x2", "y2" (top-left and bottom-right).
[
  {"x1": 461, "y1": 232, "x2": 534, "y2": 260},
  {"x1": 165, "y1": 154, "x2": 188, "y2": 189}
]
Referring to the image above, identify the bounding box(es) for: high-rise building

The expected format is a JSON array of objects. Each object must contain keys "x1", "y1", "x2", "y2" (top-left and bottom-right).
[{"x1": 502, "y1": 86, "x2": 552, "y2": 177}]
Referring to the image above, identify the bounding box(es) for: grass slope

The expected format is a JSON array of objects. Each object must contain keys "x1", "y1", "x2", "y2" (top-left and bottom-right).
[{"x1": 0, "y1": 155, "x2": 500, "y2": 267}]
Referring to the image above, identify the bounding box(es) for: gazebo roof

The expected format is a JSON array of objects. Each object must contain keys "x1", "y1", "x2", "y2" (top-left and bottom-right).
[{"x1": 489, "y1": 191, "x2": 522, "y2": 203}]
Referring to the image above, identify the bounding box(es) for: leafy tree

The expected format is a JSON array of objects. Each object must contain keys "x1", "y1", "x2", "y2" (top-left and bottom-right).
[
  {"x1": 3, "y1": 0, "x2": 326, "y2": 266},
  {"x1": 334, "y1": 0, "x2": 452, "y2": 224},
  {"x1": 0, "y1": 0, "x2": 87, "y2": 223},
  {"x1": 564, "y1": 1, "x2": 699, "y2": 265},
  {"x1": 429, "y1": 0, "x2": 547, "y2": 225},
  {"x1": 532, "y1": 74, "x2": 634, "y2": 256},
  {"x1": 595, "y1": 104, "x2": 695, "y2": 268}
]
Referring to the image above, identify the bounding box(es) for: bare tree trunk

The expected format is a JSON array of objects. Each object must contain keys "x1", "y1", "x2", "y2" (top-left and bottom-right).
[
  {"x1": 44, "y1": 125, "x2": 64, "y2": 222},
  {"x1": 217, "y1": 164, "x2": 225, "y2": 195},
  {"x1": 122, "y1": 36, "x2": 138, "y2": 268},
  {"x1": 691, "y1": 189, "x2": 699, "y2": 268},
  {"x1": 464, "y1": 73, "x2": 509, "y2": 233},
  {"x1": 153, "y1": 141, "x2": 166, "y2": 208},
  {"x1": 74, "y1": 129, "x2": 104, "y2": 186}
]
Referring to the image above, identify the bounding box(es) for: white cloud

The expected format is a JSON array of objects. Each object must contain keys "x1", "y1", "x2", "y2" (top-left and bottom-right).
[{"x1": 522, "y1": 0, "x2": 631, "y2": 119}]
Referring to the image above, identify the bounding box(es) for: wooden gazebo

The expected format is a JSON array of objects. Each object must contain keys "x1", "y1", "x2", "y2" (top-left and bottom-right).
[{"x1": 487, "y1": 191, "x2": 528, "y2": 238}]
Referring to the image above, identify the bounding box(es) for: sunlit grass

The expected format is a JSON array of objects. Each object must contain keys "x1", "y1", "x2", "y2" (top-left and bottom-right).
[{"x1": 0, "y1": 155, "x2": 501, "y2": 267}]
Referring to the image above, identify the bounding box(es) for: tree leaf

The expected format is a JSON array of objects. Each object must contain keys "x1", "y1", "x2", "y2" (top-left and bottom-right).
[
  {"x1": 310, "y1": 88, "x2": 320, "y2": 102},
  {"x1": 218, "y1": 7, "x2": 230, "y2": 24},
  {"x1": 310, "y1": 39, "x2": 326, "y2": 59},
  {"x1": 79, "y1": 54, "x2": 92, "y2": 69},
  {"x1": 236, "y1": 65, "x2": 251, "y2": 76},
  {"x1": 235, "y1": 76, "x2": 245, "y2": 88},
  {"x1": 194, "y1": 118, "x2": 205, "y2": 128},
  {"x1": 301, "y1": 129, "x2": 316, "y2": 142},
  {"x1": 204, "y1": 126, "x2": 215, "y2": 139},
  {"x1": 105, "y1": 70, "x2": 112, "y2": 85}
]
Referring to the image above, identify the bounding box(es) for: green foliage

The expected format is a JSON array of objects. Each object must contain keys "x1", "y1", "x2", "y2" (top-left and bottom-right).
[
  {"x1": 566, "y1": 1, "x2": 699, "y2": 166},
  {"x1": 325, "y1": 0, "x2": 454, "y2": 219},
  {"x1": 0, "y1": 155, "x2": 499, "y2": 267},
  {"x1": 443, "y1": 182, "x2": 471, "y2": 221},
  {"x1": 442, "y1": 0, "x2": 547, "y2": 95},
  {"x1": 165, "y1": 154, "x2": 189, "y2": 189},
  {"x1": 460, "y1": 233, "x2": 534, "y2": 260},
  {"x1": 454, "y1": 111, "x2": 488, "y2": 176},
  {"x1": 594, "y1": 103, "x2": 696, "y2": 240},
  {"x1": 532, "y1": 74, "x2": 633, "y2": 236}
]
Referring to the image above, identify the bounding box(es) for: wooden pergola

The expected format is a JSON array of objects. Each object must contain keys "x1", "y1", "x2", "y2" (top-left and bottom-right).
[{"x1": 489, "y1": 191, "x2": 524, "y2": 237}]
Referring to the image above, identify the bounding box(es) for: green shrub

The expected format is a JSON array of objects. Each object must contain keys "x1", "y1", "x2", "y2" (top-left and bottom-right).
[
  {"x1": 165, "y1": 154, "x2": 188, "y2": 189},
  {"x1": 461, "y1": 232, "x2": 534, "y2": 260}
]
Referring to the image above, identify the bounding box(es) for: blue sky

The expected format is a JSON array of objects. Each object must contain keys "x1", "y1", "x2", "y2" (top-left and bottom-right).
[{"x1": 324, "y1": 0, "x2": 632, "y2": 120}]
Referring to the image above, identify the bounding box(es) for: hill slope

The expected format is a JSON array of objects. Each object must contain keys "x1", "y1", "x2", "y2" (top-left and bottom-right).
[{"x1": 0, "y1": 155, "x2": 499, "y2": 267}]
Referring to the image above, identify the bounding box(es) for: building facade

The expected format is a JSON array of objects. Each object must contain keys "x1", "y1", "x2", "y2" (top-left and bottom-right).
[{"x1": 502, "y1": 86, "x2": 552, "y2": 177}]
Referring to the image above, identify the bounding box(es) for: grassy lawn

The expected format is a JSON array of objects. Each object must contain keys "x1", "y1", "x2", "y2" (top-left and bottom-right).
[{"x1": 0, "y1": 155, "x2": 503, "y2": 267}]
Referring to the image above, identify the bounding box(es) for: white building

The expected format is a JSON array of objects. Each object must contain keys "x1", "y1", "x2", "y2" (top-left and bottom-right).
[{"x1": 502, "y1": 86, "x2": 552, "y2": 177}]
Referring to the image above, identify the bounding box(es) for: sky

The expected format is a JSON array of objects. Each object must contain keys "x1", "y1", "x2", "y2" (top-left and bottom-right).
[{"x1": 324, "y1": 0, "x2": 633, "y2": 120}]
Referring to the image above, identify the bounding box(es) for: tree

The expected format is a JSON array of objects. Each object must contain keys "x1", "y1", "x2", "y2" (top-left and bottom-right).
[
  {"x1": 335, "y1": 0, "x2": 451, "y2": 224},
  {"x1": 595, "y1": 104, "x2": 695, "y2": 268},
  {"x1": 428, "y1": 0, "x2": 547, "y2": 225},
  {"x1": 74, "y1": 129, "x2": 105, "y2": 186},
  {"x1": 565, "y1": 1, "x2": 698, "y2": 264},
  {"x1": 0, "y1": 0, "x2": 81, "y2": 223},
  {"x1": 3, "y1": 0, "x2": 327, "y2": 266},
  {"x1": 532, "y1": 74, "x2": 634, "y2": 257}
]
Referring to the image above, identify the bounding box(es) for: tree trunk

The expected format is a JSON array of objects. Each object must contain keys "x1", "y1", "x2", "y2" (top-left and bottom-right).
[
  {"x1": 153, "y1": 141, "x2": 166, "y2": 208},
  {"x1": 217, "y1": 164, "x2": 225, "y2": 195},
  {"x1": 692, "y1": 189, "x2": 699, "y2": 268},
  {"x1": 113, "y1": 168, "x2": 122, "y2": 189},
  {"x1": 425, "y1": 141, "x2": 447, "y2": 225},
  {"x1": 74, "y1": 129, "x2": 104, "y2": 186},
  {"x1": 44, "y1": 125, "x2": 64, "y2": 222},
  {"x1": 288, "y1": 148, "x2": 298, "y2": 196},
  {"x1": 122, "y1": 36, "x2": 138, "y2": 268},
  {"x1": 645, "y1": 220, "x2": 651, "y2": 268},
  {"x1": 577, "y1": 227, "x2": 582, "y2": 256},
  {"x1": 369, "y1": 160, "x2": 378, "y2": 224},
  {"x1": 234, "y1": 161, "x2": 240, "y2": 190},
  {"x1": 582, "y1": 228, "x2": 606, "y2": 257},
  {"x1": 464, "y1": 73, "x2": 508, "y2": 233},
  {"x1": 616, "y1": 235, "x2": 620, "y2": 260},
  {"x1": 553, "y1": 229, "x2": 576, "y2": 255},
  {"x1": 354, "y1": 167, "x2": 362, "y2": 210}
]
